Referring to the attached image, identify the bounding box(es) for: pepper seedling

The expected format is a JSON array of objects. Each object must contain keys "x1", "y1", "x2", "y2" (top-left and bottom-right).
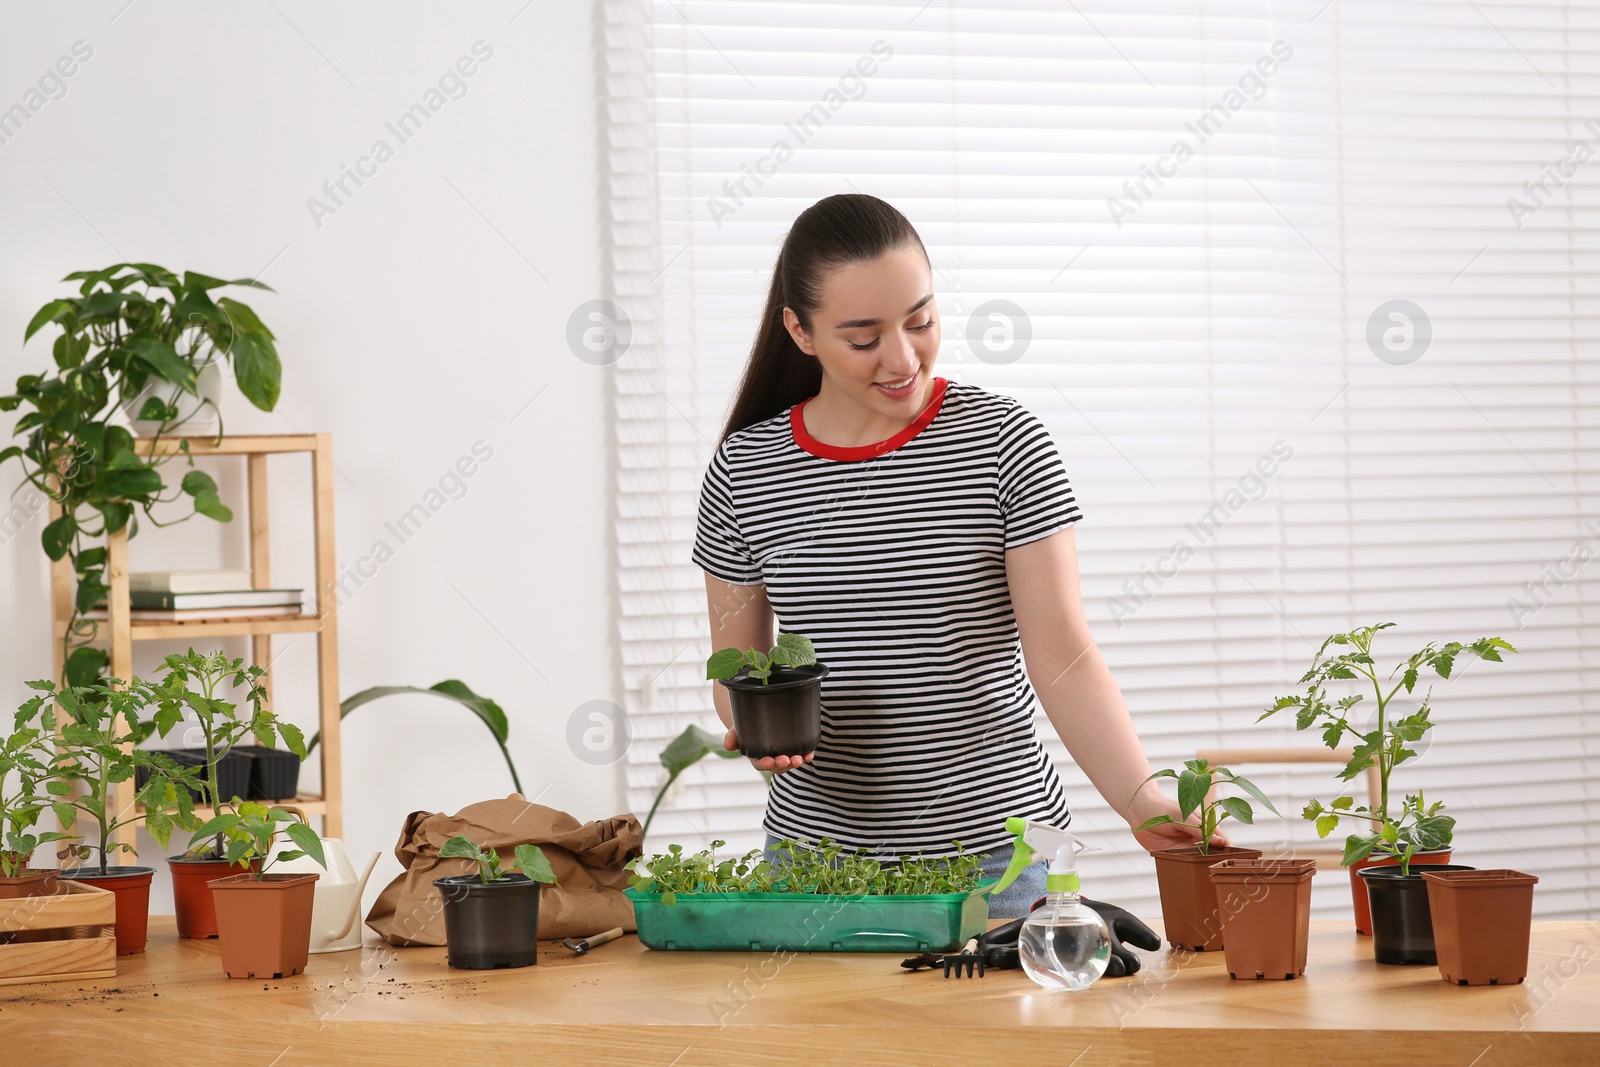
[
  {"x1": 706, "y1": 632, "x2": 817, "y2": 686},
  {"x1": 189, "y1": 801, "x2": 326, "y2": 881},
  {"x1": 438, "y1": 835, "x2": 560, "y2": 887},
  {"x1": 1131, "y1": 759, "x2": 1279, "y2": 856}
]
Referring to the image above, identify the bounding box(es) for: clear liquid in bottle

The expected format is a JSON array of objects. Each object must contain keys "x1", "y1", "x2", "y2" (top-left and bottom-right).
[{"x1": 1018, "y1": 899, "x2": 1112, "y2": 992}]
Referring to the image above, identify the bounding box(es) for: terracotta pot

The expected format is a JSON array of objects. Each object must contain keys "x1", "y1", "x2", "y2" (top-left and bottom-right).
[
  {"x1": 209, "y1": 872, "x2": 320, "y2": 979},
  {"x1": 0, "y1": 868, "x2": 61, "y2": 900},
  {"x1": 1207, "y1": 858, "x2": 1317, "y2": 979},
  {"x1": 1347, "y1": 848, "x2": 1452, "y2": 935},
  {"x1": 1150, "y1": 844, "x2": 1264, "y2": 951},
  {"x1": 169, "y1": 854, "x2": 259, "y2": 938},
  {"x1": 1358, "y1": 863, "x2": 1475, "y2": 965},
  {"x1": 435, "y1": 873, "x2": 544, "y2": 970},
  {"x1": 64, "y1": 866, "x2": 155, "y2": 955},
  {"x1": 1423, "y1": 868, "x2": 1539, "y2": 986}
]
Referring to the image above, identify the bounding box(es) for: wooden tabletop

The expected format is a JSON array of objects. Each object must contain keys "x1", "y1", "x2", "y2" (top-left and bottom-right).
[{"x1": 3, "y1": 918, "x2": 1597, "y2": 1066}]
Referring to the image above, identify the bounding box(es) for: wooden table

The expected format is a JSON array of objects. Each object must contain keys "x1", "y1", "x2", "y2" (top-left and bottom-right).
[{"x1": 3, "y1": 918, "x2": 1597, "y2": 1065}]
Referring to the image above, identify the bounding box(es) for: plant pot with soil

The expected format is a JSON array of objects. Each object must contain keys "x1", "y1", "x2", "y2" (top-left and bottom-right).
[
  {"x1": 1359, "y1": 863, "x2": 1476, "y2": 965},
  {"x1": 195, "y1": 801, "x2": 326, "y2": 978},
  {"x1": 153, "y1": 651, "x2": 306, "y2": 938},
  {"x1": 1133, "y1": 759, "x2": 1279, "y2": 952},
  {"x1": 1207, "y1": 857, "x2": 1318, "y2": 979},
  {"x1": 434, "y1": 836, "x2": 560, "y2": 970},
  {"x1": 1423, "y1": 868, "x2": 1539, "y2": 986},
  {"x1": 31, "y1": 676, "x2": 202, "y2": 955},
  {"x1": 707, "y1": 634, "x2": 826, "y2": 759},
  {"x1": 1261, "y1": 624, "x2": 1515, "y2": 935}
]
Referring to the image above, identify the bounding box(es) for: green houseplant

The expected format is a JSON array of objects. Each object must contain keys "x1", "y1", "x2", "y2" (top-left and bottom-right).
[
  {"x1": 1, "y1": 263, "x2": 282, "y2": 689},
  {"x1": 1259, "y1": 623, "x2": 1516, "y2": 943},
  {"x1": 434, "y1": 835, "x2": 560, "y2": 970},
  {"x1": 190, "y1": 802, "x2": 326, "y2": 979},
  {"x1": 152, "y1": 649, "x2": 305, "y2": 938},
  {"x1": 0, "y1": 714, "x2": 74, "y2": 899},
  {"x1": 1132, "y1": 759, "x2": 1277, "y2": 952},
  {"x1": 706, "y1": 632, "x2": 828, "y2": 759},
  {"x1": 28, "y1": 677, "x2": 201, "y2": 953},
  {"x1": 623, "y1": 838, "x2": 993, "y2": 953}
]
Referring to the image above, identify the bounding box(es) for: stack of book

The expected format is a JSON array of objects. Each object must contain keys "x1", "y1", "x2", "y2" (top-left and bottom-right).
[{"x1": 90, "y1": 569, "x2": 305, "y2": 622}]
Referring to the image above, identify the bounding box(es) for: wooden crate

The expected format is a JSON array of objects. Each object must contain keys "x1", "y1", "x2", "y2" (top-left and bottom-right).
[{"x1": 0, "y1": 880, "x2": 117, "y2": 986}]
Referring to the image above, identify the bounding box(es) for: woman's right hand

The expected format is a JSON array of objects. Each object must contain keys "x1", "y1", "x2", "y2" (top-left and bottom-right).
[{"x1": 724, "y1": 728, "x2": 813, "y2": 774}]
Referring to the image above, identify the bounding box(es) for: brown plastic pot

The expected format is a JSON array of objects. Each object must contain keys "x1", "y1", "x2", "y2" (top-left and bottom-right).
[
  {"x1": 209, "y1": 872, "x2": 320, "y2": 979},
  {"x1": 0, "y1": 868, "x2": 61, "y2": 900},
  {"x1": 1207, "y1": 858, "x2": 1317, "y2": 979},
  {"x1": 64, "y1": 866, "x2": 154, "y2": 955},
  {"x1": 1347, "y1": 848, "x2": 1451, "y2": 935},
  {"x1": 1150, "y1": 844, "x2": 1264, "y2": 951},
  {"x1": 169, "y1": 854, "x2": 259, "y2": 938},
  {"x1": 1423, "y1": 868, "x2": 1539, "y2": 986}
]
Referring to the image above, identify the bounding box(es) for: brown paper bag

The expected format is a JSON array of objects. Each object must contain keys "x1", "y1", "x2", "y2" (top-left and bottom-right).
[{"x1": 364, "y1": 795, "x2": 642, "y2": 945}]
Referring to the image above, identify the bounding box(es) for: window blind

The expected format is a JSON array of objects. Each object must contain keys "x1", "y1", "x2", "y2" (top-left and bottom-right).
[{"x1": 603, "y1": 0, "x2": 1598, "y2": 920}]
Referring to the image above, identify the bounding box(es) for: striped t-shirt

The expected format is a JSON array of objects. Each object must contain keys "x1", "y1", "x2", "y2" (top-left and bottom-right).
[{"x1": 692, "y1": 377, "x2": 1082, "y2": 859}]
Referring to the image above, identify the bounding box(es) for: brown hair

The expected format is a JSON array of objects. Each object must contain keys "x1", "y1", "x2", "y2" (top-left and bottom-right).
[{"x1": 717, "y1": 194, "x2": 928, "y2": 445}]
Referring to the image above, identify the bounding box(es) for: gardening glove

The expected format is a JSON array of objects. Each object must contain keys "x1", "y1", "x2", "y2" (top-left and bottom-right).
[{"x1": 1076, "y1": 896, "x2": 1161, "y2": 977}]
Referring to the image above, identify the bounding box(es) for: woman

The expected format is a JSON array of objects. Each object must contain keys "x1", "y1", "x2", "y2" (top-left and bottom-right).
[{"x1": 692, "y1": 194, "x2": 1220, "y2": 919}]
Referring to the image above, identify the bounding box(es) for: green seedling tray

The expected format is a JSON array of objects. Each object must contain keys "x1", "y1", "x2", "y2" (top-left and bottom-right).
[{"x1": 625, "y1": 879, "x2": 997, "y2": 953}]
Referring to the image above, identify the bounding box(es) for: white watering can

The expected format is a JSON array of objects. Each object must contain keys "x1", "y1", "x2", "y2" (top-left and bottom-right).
[{"x1": 269, "y1": 808, "x2": 381, "y2": 954}]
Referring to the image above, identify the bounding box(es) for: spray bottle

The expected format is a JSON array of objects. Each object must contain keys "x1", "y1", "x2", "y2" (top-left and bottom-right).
[{"x1": 991, "y1": 817, "x2": 1113, "y2": 992}]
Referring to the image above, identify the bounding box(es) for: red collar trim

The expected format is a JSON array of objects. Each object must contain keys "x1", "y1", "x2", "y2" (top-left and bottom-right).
[{"x1": 790, "y1": 377, "x2": 949, "y2": 461}]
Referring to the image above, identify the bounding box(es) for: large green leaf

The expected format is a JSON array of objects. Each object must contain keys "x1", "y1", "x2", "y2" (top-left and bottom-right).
[
  {"x1": 24, "y1": 298, "x2": 78, "y2": 341},
  {"x1": 125, "y1": 337, "x2": 197, "y2": 394},
  {"x1": 216, "y1": 298, "x2": 280, "y2": 411},
  {"x1": 42, "y1": 514, "x2": 76, "y2": 561},
  {"x1": 308, "y1": 681, "x2": 521, "y2": 793},
  {"x1": 641, "y1": 724, "x2": 744, "y2": 838}
]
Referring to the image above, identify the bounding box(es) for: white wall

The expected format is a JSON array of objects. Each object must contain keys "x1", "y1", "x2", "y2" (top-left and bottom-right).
[{"x1": 0, "y1": 1, "x2": 624, "y2": 916}]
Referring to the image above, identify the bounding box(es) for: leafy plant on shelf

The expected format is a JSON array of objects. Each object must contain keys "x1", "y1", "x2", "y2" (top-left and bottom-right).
[
  {"x1": 1259, "y1": 623, "x2": 1517, "y2": 874},
  {"x1": 0, "y1": 263, "x2": 282, "y2": 687},
  {"x1": 25, "y1": 677, "x2": 202, "y2": 875},
  {"x1": 438, "y1": 835, "x2": 560, "y2": 887},
  {"x1": 153, "y1": 649, "x2": 304, "y2": 859},
  {"x1": 0, "y1": 713, "x2": 74, "y2": 878},
  {"x1": 190, "y1": 802, "x2": 325, "y2": 880},
  {"x1": 706, "y1": 632, "x2": 816, "y2": 686},
  {"x1": 625, "y1": 838, "x2": 985, "y2": 905},
  {"x1": 1131, "y1": 758, "x2": 1280, "y2": 855}
]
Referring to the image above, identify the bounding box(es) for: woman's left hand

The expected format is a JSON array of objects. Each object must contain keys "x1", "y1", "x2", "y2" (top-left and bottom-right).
[{"x1": 1124, "y1": 784, "x2": 1231, "y2": 853}]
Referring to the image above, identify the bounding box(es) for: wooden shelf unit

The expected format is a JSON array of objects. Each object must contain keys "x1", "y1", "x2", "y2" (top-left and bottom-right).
[{"x1": 47, "y1": 433, "x2": 343, "y2": 849}]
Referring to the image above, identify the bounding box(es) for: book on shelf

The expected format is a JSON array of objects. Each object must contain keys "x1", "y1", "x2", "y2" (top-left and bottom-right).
[
  {"x1": 128, "y1": 588, "x2": 303, "y2": 611},
  {"x1": 86, "y1": 604, "x2": 305, "y2": 622},
  {"x1": 128, "y1": 569, "x2": 254, "y2": 594}
]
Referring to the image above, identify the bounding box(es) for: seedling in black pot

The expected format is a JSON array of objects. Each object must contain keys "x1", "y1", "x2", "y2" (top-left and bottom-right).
[
  {"x1": 434, "y1": 835, "x2": 560, "y2": 970},
  {"x1": 706, "y1": 633, "x2": 828, "y2": 758}
]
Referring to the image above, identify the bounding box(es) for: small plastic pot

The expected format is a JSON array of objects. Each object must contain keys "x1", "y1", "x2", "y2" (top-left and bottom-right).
[
  {"x1": 1150, "y1": 844, "x2": 1264, "y2": 951},
  {"x1": 209, "y1": 872, "x2": 320, "y2": 979},
  {"x1": 233, "y1": 744, "x2": 303, "y2": 801},
  {"x1": 435, "y1": 873, "x2": 544, "y2": 970},
  {"x1": 0, "y1": 867, "x2": 61, "y2": 900},
  {"x1": 1358, "y1": 863, "x2": 1475, "y2": 965},
  {"x1": 1347, "y1": 848, "x2": 1452, "y2": 935},
  {"x1": 137, "y1": 747, "x2": 255, "y2": 805},
  {"x1": 64, "y1": 866, "x2": 155, "y2": 955},
  {"x1": 719, "y1": 664, "x2": 829, "y2": 759},
  {"x1": 169, "y1": 853, "x2": 260, "y2": 938},
  {"x1": 1207, "y1": 858, "x2": 1318, "y2": 979},
  {"x1": 1423, "y1": 868, "x2": 1539, "y2": 986}
]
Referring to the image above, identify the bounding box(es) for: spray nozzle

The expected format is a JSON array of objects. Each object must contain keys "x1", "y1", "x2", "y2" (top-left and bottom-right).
[{"x1": 986, "y1": 817, "x2": 1099, "y2": 897}]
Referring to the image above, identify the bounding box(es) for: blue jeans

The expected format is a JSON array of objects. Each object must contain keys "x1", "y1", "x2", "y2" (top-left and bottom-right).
[{"x1": 762, "y1": 834, "x2": 1048, "y2": 919}]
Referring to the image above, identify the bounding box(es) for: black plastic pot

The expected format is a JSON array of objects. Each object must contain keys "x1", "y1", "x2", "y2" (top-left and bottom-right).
[
  {"x1": 719, "y1": 663, "x2": 829, "y2": 759},
  {"x1": 136, "y1": 747, "x2": 254, "y2": 806},
  {"x1": 233, "y1": 744, "x2": 302, "y2": 800},
  {"x1": 1358, "y1": 863, "x2": 1476, "y2": 965},
  {"x1": 434, "y1": 873, "x2": 544, "y2": 969}
]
